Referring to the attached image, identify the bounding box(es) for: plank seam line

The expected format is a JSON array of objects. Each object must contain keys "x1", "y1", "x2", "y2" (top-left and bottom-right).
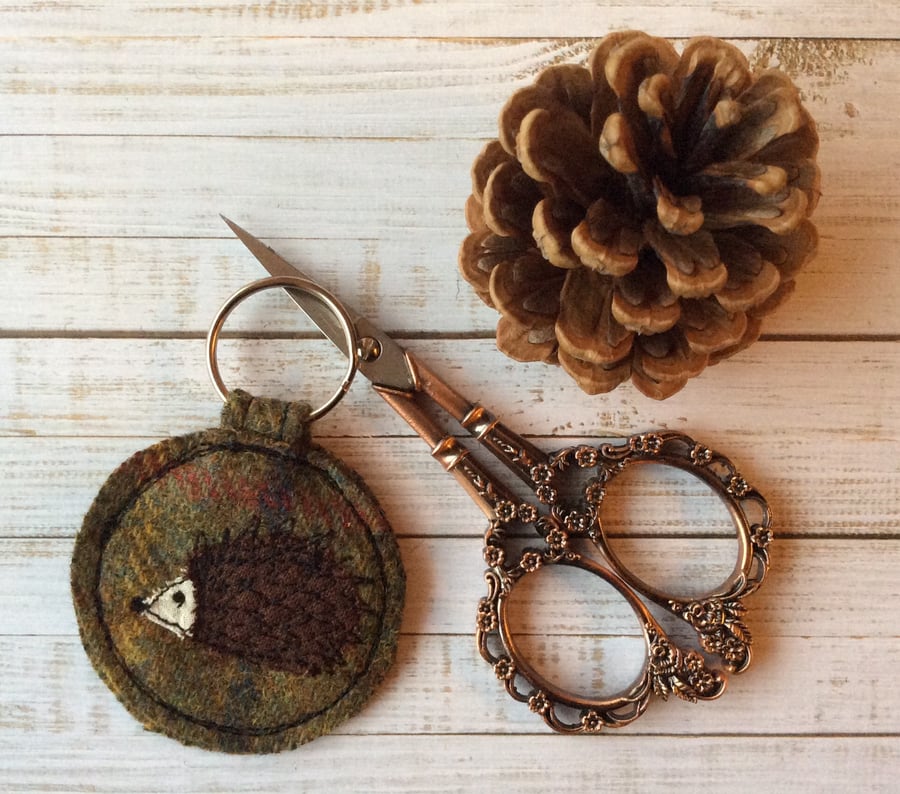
[{"x1": 3, "y1": 331, "x2": 899, "y2": 342}]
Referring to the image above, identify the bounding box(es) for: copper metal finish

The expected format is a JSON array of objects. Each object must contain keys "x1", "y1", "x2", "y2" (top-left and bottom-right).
[
  {"x1": 220, "y1": 219, "x2": 774, "y2": 732},
  {"x1": 472, "y1": 431, "x2": 771, "y2": 732}
]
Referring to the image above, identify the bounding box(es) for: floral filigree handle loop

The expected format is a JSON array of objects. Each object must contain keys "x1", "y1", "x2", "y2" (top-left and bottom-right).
[{"x1": 473, "y1": 432, "x2": 771, "y2": 732}]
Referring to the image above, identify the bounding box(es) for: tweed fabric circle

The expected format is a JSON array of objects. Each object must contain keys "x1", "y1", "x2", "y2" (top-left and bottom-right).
[{"x1": 71, "y1": 393, "x2": 405, "y2": 753}]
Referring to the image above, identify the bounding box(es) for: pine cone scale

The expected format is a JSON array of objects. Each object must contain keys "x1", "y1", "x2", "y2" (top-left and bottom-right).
[
  {"x1": 517, "y1": 107, "x2": 608, "y2": 206},
  {"x1": 532, "y1": 197, "x2": 583, "y2": 268},
  {"x1": 556, "y1": 268, "x2": 634, "y2": 365},
  {"x1": 483, "y1": 160, "x2": 543, "y2": 238},
  {"x1": 653, "y1": 178, "x2": 704, "y2": 236},
  {"x1": 571, "y1": 198, "x2": 641, "y2": 276}
]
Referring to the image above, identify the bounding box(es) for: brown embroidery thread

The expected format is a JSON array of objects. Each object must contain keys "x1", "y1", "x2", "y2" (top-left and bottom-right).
[{"x1": 133, "y1": 524, "x2": 376, "y2": 676}]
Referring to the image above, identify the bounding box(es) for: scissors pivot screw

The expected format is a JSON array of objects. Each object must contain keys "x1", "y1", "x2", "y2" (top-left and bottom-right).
[{"x1": 357, "y1": 336, "x2": 382, "y2": 362}]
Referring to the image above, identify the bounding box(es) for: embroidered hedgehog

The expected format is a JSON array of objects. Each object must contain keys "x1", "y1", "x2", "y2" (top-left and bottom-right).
[{"x1": 131, "y1": 527, "x2": 377, "y2": 676}]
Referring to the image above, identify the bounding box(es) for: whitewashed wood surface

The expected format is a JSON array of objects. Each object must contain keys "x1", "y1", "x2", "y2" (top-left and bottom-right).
[{"x1": 2, "y1": 2, "x2": 899, "y2": 792}]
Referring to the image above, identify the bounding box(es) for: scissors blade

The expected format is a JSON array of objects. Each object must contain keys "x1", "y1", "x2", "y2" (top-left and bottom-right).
[{"x1": 221, "y1": 216, "x2": 417, "y2": 392}]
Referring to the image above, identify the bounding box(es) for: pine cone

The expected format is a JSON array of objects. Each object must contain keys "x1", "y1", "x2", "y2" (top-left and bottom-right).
[{"x1": 459, "y1": 32, "x2": 820, "y2": 399}]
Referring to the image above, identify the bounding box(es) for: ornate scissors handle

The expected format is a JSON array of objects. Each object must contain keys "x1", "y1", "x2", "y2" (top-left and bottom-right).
[
  {"x1": 465, "y1": 428, "x2": 772, "y2": 732},
  {"x1": 374, "y1": 353, "x2": 771, "y2": 732}
]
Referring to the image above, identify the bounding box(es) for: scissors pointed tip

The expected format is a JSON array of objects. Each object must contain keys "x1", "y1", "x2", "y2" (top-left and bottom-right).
[
  {"x1": 219, "y1": 217, "x2": 286, "y2": 273},
  {"x1": 220, "y1": 215, "x2": 254, "y2": 243}
]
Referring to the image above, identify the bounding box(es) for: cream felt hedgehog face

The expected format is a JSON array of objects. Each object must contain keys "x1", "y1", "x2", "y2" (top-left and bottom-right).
[
  {"x1": 132, "y1": 577, "x2": 197, "y2": 638},
  {"x1": 131, "y1": 527, "x2": 376, "y2": 677}
]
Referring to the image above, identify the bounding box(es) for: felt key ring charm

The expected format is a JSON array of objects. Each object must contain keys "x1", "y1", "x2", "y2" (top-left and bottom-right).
[{"x1": 71, "y1": 278, "x2": 405, "y2": 754}]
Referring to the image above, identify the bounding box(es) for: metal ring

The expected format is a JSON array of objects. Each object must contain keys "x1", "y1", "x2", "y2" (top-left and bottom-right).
[{"x1": 206, "y1": 275, "x2": 359, "y2": 422}]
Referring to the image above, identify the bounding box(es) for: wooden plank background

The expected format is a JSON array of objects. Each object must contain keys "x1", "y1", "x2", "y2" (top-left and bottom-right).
[{"x1": 1, "y1": 2, "x2": 898, "y2": 791}]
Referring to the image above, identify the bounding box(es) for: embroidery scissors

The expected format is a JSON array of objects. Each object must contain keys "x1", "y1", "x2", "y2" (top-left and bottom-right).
[{"x1": 207, "y1": 218, "x2": 773, "y2": 733}]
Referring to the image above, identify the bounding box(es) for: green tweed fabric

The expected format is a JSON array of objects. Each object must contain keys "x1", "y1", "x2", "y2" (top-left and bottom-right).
[{"x1": 71, "y1": 390, "x2": 405, "y2": 753}]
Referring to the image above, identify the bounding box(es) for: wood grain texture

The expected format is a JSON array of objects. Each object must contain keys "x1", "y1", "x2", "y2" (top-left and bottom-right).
[
  {"x1": 1, "y1": 133, "x2": 896, "y2": 238},
  {"x1": 1, "y1": 338, "x2": 896, "y2": 439},
  {"x1": 2, "y1": 536, "x2": 897, "y2": 637},
  {"x1": 1, "y1": 37, "x2": 894, "y2": 138},
  {"x1": 3, "y1": 434, "x2": 898, "y2": 539},
  {"x1": 3, "y1": 229, "x2": 900, "y2": 336},
  {"x1": 0, "y1": 735, "x2": 896, "y2": 793},
  {"x1": 3, "y1": 634, "x2": 899, "y2": 736},
  {"x1": 2, "y1": 1, "x2": 900, "y2": 38},
  {"x1": 2, "y1": 2, "x2": 899, "y2": 791}
]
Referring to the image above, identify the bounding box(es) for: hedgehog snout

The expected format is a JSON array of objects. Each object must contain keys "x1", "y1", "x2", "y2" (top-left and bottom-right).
[{"x1": 130, "y1": 596, "x2": 148, "y2": 614}]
